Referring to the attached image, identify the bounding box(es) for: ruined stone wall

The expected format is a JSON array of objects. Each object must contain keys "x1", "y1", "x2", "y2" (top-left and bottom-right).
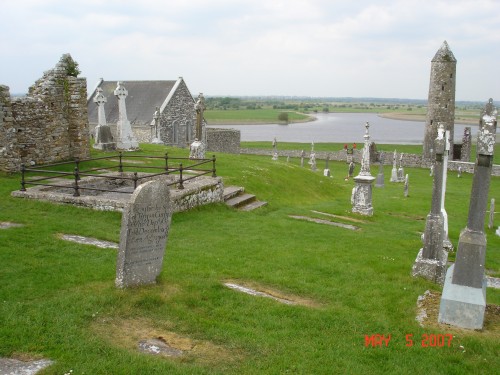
[
  {"x1": 0, "y1": 54, "x2": 90, "y2": 173},
  {"x1": 159, "y1": 80, "x2": 199, "y2": 148},
  {"x1": 206, "y1": 128, "x2": 241, "y2": 154}
]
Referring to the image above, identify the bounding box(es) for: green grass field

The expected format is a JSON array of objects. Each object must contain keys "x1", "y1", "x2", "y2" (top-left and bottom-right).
[{"x1": 0, "y1": 143, "x2": 499, "y2": 374}]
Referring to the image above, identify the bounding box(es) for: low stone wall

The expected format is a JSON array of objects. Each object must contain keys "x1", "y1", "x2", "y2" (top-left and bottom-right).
[
  {"x1": 206, "y1": 128, "x2": 241, "y2": 154},
  {"x1": 240, "y1": 148, "x2": 500, "y2": 176}
]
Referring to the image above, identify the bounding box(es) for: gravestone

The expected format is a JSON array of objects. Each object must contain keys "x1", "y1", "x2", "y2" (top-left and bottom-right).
[
  {"x1": 351, "y1": 122, "x2": 375, "y2": 216},
  {"x1": 439, "y1": 99, "x2": 497, "y2": 330},
  {"x1": 114, "y1": 82, "x2": 139, "y2": 150},
  {"x1": 300, "y1": 150, "x2": 305, "y2": 167},
  {"x1": 375, "y1": 154, "x2": 384, "y2": 188},
  {"x1": 116, "y1": 177, "x2": 172, "y2": 288},
  {"x1": 429, "y1": 164, "x2": 434, "y2": 176},
  {"x1": 461, "y1": 127, "x2": 472, "y2": 162},
  {"x1": 309, "y1": 152, "x2": 317, "y2": 171},
  {"x1": 397, "y1": 153, "x2": 405, "y2": 182},
  {"x1": 457, "y1": 166, "x2": 462, "y2": 178},
  {"x1": 323, "y1": 156, "x2": 331, "y2": 177},
  {"x1": 189, "y1": 138, "x2": 205, "y2": 159},
  {"x1": 441, "y1": 129, "x2": 453, "y2": 250},
  {"x1": 390, "y1": 150, "x2": 398, "y2": 182},
  {"x1": 404, "y1": 174, "x2": 409, "y2": 197},
  {"x1": 93, "y1": 88, "x2": 116, "y2": 151},
  {"x1": 412, "y1": 124, "x2": 448, "y2": 284}
]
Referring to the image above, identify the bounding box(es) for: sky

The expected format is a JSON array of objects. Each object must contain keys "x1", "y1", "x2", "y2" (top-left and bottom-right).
[{"x1": 1, "y1": 0, "x2": 499, "y2": 101}]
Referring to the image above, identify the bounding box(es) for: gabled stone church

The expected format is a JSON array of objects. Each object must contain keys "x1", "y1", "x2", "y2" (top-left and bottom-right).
[{"x1": 87, "y1": 77, "x2": 206, "y2": 147}]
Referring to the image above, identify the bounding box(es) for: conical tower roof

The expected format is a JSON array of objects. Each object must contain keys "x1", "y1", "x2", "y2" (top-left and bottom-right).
[{"x1": 432, "y1": 41, "x2": 456, "y2": 62}]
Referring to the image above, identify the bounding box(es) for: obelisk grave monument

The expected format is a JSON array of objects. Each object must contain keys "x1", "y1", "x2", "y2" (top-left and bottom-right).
[{"x1": 439, "y1": 99, "x2": 497, "y2": 330}]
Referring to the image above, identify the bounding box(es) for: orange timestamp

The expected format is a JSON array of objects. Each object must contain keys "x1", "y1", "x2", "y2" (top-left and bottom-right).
[{"x1": 364, "y1": 334, "x2": 453, "y2": 347}]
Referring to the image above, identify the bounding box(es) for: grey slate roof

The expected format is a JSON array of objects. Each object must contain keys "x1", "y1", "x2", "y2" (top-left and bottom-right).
[{"x1": 87, "y1": 80, "x2": 178, "y2": 125}]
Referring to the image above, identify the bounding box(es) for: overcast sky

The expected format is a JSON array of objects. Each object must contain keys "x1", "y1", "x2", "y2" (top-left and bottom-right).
[{"x1": 2, "y1": 0, "x2": 499, "y2": 101}]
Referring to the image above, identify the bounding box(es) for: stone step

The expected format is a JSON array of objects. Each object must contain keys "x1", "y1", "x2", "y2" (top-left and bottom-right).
[
  {"x1": 225, "y1": 193, "x2": 256, "y2": 208},
  {"x1": 240, "y1": 200, "x2": 268, "y2": 211},
  {"x1": 223, "y1": 186, "x2": 245, "y2": 200}
]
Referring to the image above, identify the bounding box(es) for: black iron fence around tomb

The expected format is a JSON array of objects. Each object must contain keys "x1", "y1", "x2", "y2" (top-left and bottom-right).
[{"x1": 20, "y1": 153, "x2": 217, "y2": 197}]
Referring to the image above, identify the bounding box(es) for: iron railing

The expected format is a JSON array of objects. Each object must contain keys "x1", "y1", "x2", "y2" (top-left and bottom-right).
[{"x1": 20, "y1": 153, "x2": 217, "y2": 197}]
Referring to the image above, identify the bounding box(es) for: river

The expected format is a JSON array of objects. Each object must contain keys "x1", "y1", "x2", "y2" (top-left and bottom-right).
[{"x1": 207, "y1": 113, "x2": 477, "y2": 144}]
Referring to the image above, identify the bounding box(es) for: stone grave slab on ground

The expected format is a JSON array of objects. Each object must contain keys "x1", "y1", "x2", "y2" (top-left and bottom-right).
[
  {"x1": 0, "y1": 358, "x2": 53, "y2": 375},
  {"x1": 116, "y1": 176, "x2": 172, "y2": 288}
]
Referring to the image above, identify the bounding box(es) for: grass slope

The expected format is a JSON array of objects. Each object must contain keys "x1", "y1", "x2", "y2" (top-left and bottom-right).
[{"x1": 0, "y1": 144, "x2": 499, "y2": 374}]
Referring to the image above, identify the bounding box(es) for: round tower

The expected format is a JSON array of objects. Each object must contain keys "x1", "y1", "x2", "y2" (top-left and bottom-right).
[{"x1": 422, "y1": 41, "x2": 456, "y2": 160}]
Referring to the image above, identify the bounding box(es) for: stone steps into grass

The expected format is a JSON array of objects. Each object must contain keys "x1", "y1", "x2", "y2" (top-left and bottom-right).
[{"x1": 223, "y1": 186, "x2": 267, "y2": 211}]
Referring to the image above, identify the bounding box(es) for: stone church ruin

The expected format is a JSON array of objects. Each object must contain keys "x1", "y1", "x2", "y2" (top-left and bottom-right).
[{"x1": 0, "y1": 54, "x2": 90, "y2": 173}]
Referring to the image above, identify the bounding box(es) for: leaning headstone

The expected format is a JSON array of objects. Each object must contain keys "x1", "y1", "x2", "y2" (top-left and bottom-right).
[
  {"x1": 390, "y1": 150, "x2": 398, "y2": 182},
  {"x1": 116, "y1": 177, "x2": 172, "y2": 288},
  {"x1": 404, "y1": 174, "x2": 409, "y2": 197},
  {"x1": 439, "y1": 99, "x2": 497, "y2": 330},
  {"x1": 93, "y1": 88, "x2": 116, "y2": 151},
  {"x1": 488, "y1": 198, "x2": 495, "y2": 229},
  {"x1": 351, "y1": 122, "x2": 375, "y2": 216},
  {"x1": 412, "y1": 124, "x2": 448, "y2": 284},
  {"x1": 114, "y1": 82, "x2": 139, "y2": 150},
  {"x1": 457, "y1": 166, "x2": 462, "y2": 178}
]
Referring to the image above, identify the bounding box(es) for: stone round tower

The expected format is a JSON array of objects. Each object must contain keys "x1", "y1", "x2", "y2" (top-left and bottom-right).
[{"x1": 422, "y1": 41, "x2": 456, "y2": 160}]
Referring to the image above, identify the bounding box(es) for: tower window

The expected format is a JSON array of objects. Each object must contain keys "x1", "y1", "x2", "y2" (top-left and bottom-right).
[{"x1": 441, "y1": 84, "x2": 445, "y2": 91}]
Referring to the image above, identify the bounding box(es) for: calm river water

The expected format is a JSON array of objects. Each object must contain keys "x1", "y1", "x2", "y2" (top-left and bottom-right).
[{"x1": 208, "y1": 113, "x2": 477, "y2": 144}]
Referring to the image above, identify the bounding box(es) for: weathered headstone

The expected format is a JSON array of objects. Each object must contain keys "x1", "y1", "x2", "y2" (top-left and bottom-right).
[
  {"x1": 412, "y1": 124, "x2": 448, "y2": 284},
  {"x1": 300, "y1": 150, "x2": 305, "y2": 167},
  {"x1": 93, "y1": 88, "x2": 116, "y2": 151},
  {"x1": 404, "y1": 174, "x2": 409, "y2": 197},
  {"x1": 441, "y1": 129, "x2": 453, "y2": 250},
  {"x1": 116, "y1": 177, "x2": 172, "y2": 288},
  {"x1": 375, "y1": 155, "x2": 384, "y2": 188},
  {"x1": 189, "y1": 138, "x2": 205, "y2": 159},
  {"x1": 351, "y1": 122, "x2": 375, "y2": 216},
  {"x1": 309, "y1": 152, "x2": 317, "y2": 171},
  {"x1": 439, "y1": 99, "x2": 497, "y2": 330},
  {"x1": 114, "y1": 82, "x2": 139, "y2": 150},
  {"x1": 390, "y1": 150, "x2": 398, "y2": 182},
  {"x1": 461, "y1": 127, "x2": 472, "y2": 162},
  {"x1": 457, "y1": 166, "x2": 462, "y2": 178},
  {"x1": 429, "y1": 164, "x2": 434, "y2": 176}
]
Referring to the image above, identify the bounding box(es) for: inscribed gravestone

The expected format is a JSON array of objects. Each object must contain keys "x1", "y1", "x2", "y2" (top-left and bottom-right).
[{"x1": 116, "y1": 177, "x2": 172, "y2": 288}]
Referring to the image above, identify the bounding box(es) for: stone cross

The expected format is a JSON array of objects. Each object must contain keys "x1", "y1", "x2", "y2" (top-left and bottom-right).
[
  {"x1": 94, "y1": 88, "x2": 107, "y2": 126},
  {"x1": 412, "y1": 124, "x2": 448, "y2": 284},
  {"x1": 351, "y1": 122, "x2": 375, "y2": 216},
  {"x1": 441, "y1": 129, "x2": 452, "y2": 250},
  {"x1": 116, "y1": 177, "x2": 172, "y2": 288},
  {"x1": 114, "y1": 82, "x2": 139, "y2": 150},
  {"x1": 194, "y1": 93, "x2": 206, "y2": 141},
  {"x1": 397, "y1": 153, "x2": 405, "y2": 182},
  {"x1": 439, "y1": 98, "x2": 497, "y2": 330},
  {"x1": 150, "y1": 106, "x2": 163, "y2": 144}
]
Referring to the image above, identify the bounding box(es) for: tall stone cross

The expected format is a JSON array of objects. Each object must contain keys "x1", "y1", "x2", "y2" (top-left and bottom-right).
[
  {"x1": 351, "y1": 122, "x2": 375, "y2": 216},
  {"x1": 94, "y1": 88, "x2": 107, "y2": 126},
  {"x1": 412, "y1": 124, "x2": 448, "y2": 284},
  {"x1": 441, "y1": 128, "x2": 452, "y2": 249},
  {"x1": 114, "y1": 82, "x2": 138, "y2": 150},
  {"x1": 195, "y1": 93, "x2": 206, "y2": 141},
  {"x1": 439, "y1": 98, "x2": 497, "y2": 330},
  {"x1": 151, "y1": 106, "x2": 163, "y2": 144}
]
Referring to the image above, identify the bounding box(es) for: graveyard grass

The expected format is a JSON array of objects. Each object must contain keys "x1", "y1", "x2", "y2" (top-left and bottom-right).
[{"x1": 0, "y1": 143, "x2": 499, "y2": 374}]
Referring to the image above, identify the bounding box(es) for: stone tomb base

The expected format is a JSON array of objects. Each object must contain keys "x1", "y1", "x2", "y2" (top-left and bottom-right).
[
  {"x1": 438, "y1": 264, "x2": 486, "y2": 330},
  {"x1": 412, "y1": 248, "x2": 447, "y2": 285},
  {"x1": 12, "y1": 172, "x2": 223, "y2": 213}
]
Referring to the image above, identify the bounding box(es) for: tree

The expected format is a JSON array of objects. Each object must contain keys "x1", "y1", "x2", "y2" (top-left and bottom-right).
[{"x1": 278, "y1": 112, "x2": 289, "y2": 123}]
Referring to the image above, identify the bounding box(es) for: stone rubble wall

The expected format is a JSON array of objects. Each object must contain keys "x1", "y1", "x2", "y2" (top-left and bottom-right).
[
  {"x1": 206, "y1": 128, "x2": 241, "y2": 154},
  {"x1": 0, "y1": 54, "x2": 90, "y2": 173}
]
